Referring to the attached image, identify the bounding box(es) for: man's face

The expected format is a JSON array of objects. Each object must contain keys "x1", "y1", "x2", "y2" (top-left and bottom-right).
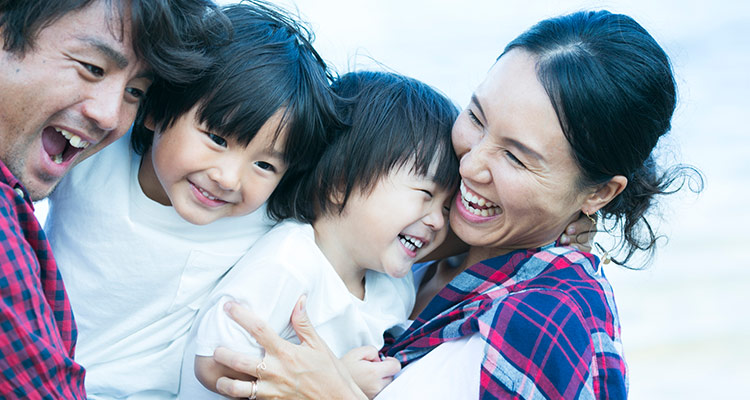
[{"x1": 0, "y1": 0, "x2": 151, "y2": 200}]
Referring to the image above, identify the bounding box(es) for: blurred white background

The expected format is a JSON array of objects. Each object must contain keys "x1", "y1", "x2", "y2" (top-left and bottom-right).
[
  {"x1": 37, "y1": 0, "x2": 749, "y2": 397},
  {"x1": 236, "y1": 1, "x2": 750, "y2": 397}
]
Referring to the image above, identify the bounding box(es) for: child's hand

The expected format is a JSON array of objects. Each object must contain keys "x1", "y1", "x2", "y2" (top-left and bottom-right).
[
  {"x1": 341, "y1": 346, "x2": 401, "y2": 399},
  {"x1": 559, "y1": 213, "x2": 596, "y2": 253}
]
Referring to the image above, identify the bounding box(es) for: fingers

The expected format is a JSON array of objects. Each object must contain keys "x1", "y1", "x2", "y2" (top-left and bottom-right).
[
  {"x1": 289, "y1": 295, "x2": 325, "y2": 348},
  {"x1": 213, "y1": 346, "x2": 262, "y2": 377},
  {"x1": 342, "y1": 346, "x2": 381, "y2": 363},
  {"x1": 215, "y1": 376, "x2": 257, "y2": 398},
  {"x1": 224, "y1": 301, "x2": 284, "y2": 355},
  {"x1": 376, "y1": 356, "x2": 402, "y2": 377}
]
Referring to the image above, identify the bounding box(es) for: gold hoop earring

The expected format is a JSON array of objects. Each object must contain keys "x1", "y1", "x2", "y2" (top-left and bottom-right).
[
  {"x1": 595, "y1": 243, "x2": 611, "y2": 265},
  {"x1": 584, "y1": 211, "x2": 597, "y2": 231}
]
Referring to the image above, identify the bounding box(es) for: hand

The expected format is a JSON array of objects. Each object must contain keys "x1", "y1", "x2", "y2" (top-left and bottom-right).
[
  {"x1": 559, "y1": 212, "x2": 596, "y2": 253},
  {"x1": 341, "y1": 347, "x2": 401, "y2": 399},
  {"x1": 212, "y1": 296, "x2": 367, "y2": 400}
]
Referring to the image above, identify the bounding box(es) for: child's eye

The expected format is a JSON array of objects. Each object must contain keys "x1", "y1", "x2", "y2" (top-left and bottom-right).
[
  {"x1": 420, "y1": 189, "x2": 434, "y2": 198},
  {"x1": 207, "y1": 133, "x2": 227, "y2": 147},
  {"x1": 255, "y1": 161, "x2": 277, "y2": 172}
]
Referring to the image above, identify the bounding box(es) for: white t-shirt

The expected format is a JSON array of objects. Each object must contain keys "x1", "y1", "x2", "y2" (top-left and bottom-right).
[
  {"x1": 46, "y1": 132, "x2": 275, "y2": 400},
  {"x1": 374, "y1": 260, "x2": 482, "y2": 400},
  {"x1": 178, "y1": 220, "x2": 415, "y2": 399},
  {"x1": 375, "y1": 334, "x2": 483, "y2": 400}
]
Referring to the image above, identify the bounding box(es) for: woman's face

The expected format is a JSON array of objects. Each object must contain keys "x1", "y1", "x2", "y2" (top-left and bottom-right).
[{"x1": 449, "y1": 49, "x2": 593, "y2": 252}]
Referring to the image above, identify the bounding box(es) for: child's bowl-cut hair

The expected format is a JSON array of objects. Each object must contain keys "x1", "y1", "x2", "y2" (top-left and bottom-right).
[
  {"x1": 293, "y1": 71, "x2": 460, "y2": 223},
  {"x1": 131, "y1": 0, "x2": 338, "y2": 220}
]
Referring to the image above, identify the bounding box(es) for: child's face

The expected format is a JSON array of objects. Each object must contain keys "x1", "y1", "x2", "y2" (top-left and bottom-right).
[
  {"x1": 141, "y1": 105, "x2": 288, "y2": 225},
  {"x1": 335, "y1": 163, "x2": 453, "y2": 278}
]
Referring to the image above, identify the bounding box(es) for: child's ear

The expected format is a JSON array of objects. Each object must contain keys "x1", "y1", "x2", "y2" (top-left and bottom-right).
[
  {"x1": 143, "y1": 115, "x2": 156, "y2": 132},
  {"x1": 581, "y1": 175, "x2": 627, "y2": 215}
]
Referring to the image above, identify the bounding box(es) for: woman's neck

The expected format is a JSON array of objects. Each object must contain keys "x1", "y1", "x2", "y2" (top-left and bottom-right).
[{"x1": 312, "y1": 218, "x2": 366, "y2": 300}]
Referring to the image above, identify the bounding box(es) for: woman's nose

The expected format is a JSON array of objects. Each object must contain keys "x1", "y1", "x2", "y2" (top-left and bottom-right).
[{"x1": 459, "y1": 147, "x2": 491, "y2": 184}]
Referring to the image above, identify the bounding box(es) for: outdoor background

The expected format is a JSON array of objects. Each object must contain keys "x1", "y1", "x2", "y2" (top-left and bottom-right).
[
  {"x1": 37, "y1": 0, "x2": 749, "y2": 397},
  {"x1": 232, "y1": 1, "x2": 749, "y2": 397}
]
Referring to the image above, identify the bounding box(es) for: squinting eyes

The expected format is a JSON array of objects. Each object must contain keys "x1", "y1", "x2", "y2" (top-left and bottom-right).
[{"x1": 467, "y1": 110, "x2": 483, "y2": 127}]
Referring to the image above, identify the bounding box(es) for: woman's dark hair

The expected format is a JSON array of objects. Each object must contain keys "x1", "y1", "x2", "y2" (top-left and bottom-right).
[
  {"x1": 0, "y1": 0, "x2": 226, "y2": 85},
  {"x1": 289, "y1": 70, "x2": 460, "y2": 223},
  {"x1": 502, "y1": 10, "x2": 702, "y2": 266},
  {"x1": 131, "y1": 1, "x2": 338, "y2": 222}
]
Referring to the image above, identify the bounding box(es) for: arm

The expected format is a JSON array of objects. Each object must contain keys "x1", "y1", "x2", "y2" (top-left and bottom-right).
[
  {"x1": 212, "y1": 297, "x2": 368, "y2": 400},
  {"x1": 188, "y1": 258, "x2": 308, "y2": 394},
  {"x1": 0, "y1": 194, "x2": 86, "y2": 398}
]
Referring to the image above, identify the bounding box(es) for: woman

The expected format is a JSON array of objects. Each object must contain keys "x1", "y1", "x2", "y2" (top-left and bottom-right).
[{"x1": 208, "y1": 10, "x2": 698, "y2": 399}]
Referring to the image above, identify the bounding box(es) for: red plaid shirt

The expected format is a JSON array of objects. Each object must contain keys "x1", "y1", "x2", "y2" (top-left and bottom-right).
[
  {"x1": 0, "y1": 161, "x2": 85, "y2": 398},
  {"x1": 384, "y1": 245, "x2": 627, "y2": 399}
]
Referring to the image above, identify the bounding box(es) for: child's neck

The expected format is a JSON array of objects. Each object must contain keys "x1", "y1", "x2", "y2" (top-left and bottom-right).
[
  {"x1": 137, "y1": 150, "x2": 171, "y2": 206},
  {"x1": 312, "y1": 217, "x2": 367, "y2": 300}
]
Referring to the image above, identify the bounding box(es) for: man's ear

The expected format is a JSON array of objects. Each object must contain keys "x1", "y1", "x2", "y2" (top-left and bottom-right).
[{"x1": 582, "y1": 175, "x2": 627, "y2": 215}]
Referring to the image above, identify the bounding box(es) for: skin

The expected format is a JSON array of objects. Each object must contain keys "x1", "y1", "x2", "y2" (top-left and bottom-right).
[
  {"x1": 138, "y1": 106, "x2": 288, "y2": 225},
  {"x1": 0, "y1": 0, "x2": 151, "y2": 200},
  {"x1": 449, "y1": 49, "x2": 626, "y2": 269},
  {"x1": 195, "y1": 164, "x2": 452, "y2": 393},
  {"x1": 314, "y1": 163, "x2": 452, "y2": 298},
  {"x1": 208, "y1": 50, "x2": 627, "y2": 399}
]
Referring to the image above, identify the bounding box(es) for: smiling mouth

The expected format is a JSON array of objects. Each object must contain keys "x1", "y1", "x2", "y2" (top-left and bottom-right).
[
  {"x1": 398, "y1": 234, "x2": 425, "y2": 252},
  {"x1": 460, "y1": 181, "x2": 502, "y2": 217},
  {"x1": 42, "y1": 127, "x2": 91, "y2": 165}
]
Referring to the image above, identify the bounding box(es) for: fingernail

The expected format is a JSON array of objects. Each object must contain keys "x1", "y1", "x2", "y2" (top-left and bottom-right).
[
  {"x1": 567, "y1": 225, "x2": 576, "y2": 234},
  {"x1": 223, "y1": 301, "x2": 234, "y2": 313},
  {"x1": 298, "y1": 295, "x2": 307, "y2": 313}
]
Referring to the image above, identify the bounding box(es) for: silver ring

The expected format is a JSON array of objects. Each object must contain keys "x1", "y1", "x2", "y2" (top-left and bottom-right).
[{"x1": 247, "y1": 380, "x2": 258, "y2": 400}]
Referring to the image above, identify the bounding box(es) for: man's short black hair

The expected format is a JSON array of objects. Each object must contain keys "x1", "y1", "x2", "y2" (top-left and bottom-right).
[{"x1": 0, "y1": 0, "x2": 226, "y2": 84}]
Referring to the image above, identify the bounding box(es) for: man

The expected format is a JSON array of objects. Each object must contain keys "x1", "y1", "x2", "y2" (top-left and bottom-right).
[{"x1": 0, "y1": 0, "x2": 223, "y2": 397}]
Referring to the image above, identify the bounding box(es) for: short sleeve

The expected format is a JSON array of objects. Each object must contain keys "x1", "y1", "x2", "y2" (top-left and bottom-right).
[{"x1": 191, "y1": 256, "x2": 309, "y2": 358}]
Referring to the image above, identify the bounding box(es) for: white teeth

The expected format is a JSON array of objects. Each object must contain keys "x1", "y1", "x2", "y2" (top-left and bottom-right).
[
  {"x1": 55, "y1": 128, "x2": 91, "y2": 149},
  {"x1": 459, "y1": 180, "x2": 501, "y2": 216},
  {"x1": 400, "y1": 234, "x2": 424, "y2": 252},
  {"x1": 52, "y1": 154, "x2": 63, "y2": 164},
  {"x1": 198, "y1": 187, "x2": 218, "y2": 201}
]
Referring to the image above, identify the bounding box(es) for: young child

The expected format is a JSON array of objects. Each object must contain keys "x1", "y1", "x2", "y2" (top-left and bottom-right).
[
  {"x1": 43, "y1": 2, "x2": 336, "y2": 398},
  {"x1": 179, "y1": 70, "x2": 461, "y2": 398}
]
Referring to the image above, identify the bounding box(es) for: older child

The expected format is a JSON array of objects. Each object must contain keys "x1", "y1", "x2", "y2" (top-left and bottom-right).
[
  {"x1": 44, "y1": 2, "x2": 336, "y2": 398},
  {"x1": 179, "y1": 71, "x2": 460, "y2": 398}
]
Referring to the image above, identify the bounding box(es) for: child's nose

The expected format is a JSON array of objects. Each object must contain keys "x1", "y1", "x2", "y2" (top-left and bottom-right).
[
  {"x1": 208, "y1": 164, "x2": 241, "y2": 192},
  {"x1": 423, "y1": 206, "x2": 446, "y2": 231}
]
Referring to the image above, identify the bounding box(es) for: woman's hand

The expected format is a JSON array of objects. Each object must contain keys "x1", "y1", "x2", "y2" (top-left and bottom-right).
[
  {"x1": 341, "y1": 346, "x2": 401, "y2": 399},
  {"x1": 211, "y1": 296, "x2": 367, "y2": 400},
  {"x1": 559, "y1": 213, "x2": 597, "y2": 253}
]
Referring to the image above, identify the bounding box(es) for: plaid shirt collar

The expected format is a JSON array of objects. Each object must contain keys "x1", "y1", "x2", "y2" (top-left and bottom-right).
[{"x1": 384, "y1": 245, "x2": 627, "y2": 399}]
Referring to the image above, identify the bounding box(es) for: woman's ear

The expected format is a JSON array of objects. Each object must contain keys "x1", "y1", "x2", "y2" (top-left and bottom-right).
[{"x1": 582, "y1": 175, "x2": 627, "y2": 214}]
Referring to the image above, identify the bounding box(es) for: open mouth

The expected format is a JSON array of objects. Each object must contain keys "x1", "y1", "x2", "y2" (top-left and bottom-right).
[
  {"x1": 398, "y1": 234, "x2": 425, "y2": 253},
  {"x1": 41, "y1": 127, "x2": 91, "y2": 165},
  {"x1": 460, "y1": 181, "x2": 502, "y2": 217}
]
